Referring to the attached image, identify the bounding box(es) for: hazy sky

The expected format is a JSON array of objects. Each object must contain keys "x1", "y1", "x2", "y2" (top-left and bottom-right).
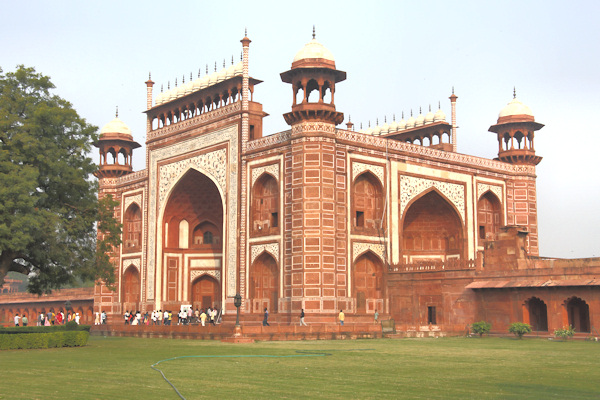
[{"x1": 2, "y1": 0, "x2": 599, "y2": 259}]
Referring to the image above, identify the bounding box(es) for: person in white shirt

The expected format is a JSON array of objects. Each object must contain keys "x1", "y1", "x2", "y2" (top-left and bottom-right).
[{"x1": 14, "y1": 314, "x2": 20, "y2": 326}]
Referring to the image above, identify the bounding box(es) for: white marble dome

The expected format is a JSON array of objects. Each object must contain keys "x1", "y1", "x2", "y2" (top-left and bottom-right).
[
  {"x1": 499, "y1": 97, "x2": 534, "y2": 118},
  {"x1": 100, "y1": 117, "x2": 131, "y2": 135},
  {"x1": 293, "y1": 39, "x2": 335, "y2": 63}
]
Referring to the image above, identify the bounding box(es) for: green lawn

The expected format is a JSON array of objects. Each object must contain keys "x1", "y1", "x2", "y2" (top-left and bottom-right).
[{"x1": 1, "y1": 336, "x2": 599, "y2": 399}]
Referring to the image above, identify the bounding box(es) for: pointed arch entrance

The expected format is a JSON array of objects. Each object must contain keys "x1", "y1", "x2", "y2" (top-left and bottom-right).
[
  {"x1": 192, "y1": 275, "x2": 221, "y2": 310},
  {"x1": 401, "y1": 190, "x2": 464, "y2": 262},
  {"x1": 122, "y1": 265, "x2": 140, "y2": 312},
  {"x1": 524, "y1": 297, "x2": 548, "y2": 331},
  {"x1": 565, "y1": 297, "x2": 590, "y2": 333},
  {"x1": 162, "y1": 169, "x2": 223, "y2": 307},
  {"x1": 353, "y1": 252, "x2": 384, "y2": 314},
  {"x1": 249, "y1": 253, "x2": 279, "y2": 313}
]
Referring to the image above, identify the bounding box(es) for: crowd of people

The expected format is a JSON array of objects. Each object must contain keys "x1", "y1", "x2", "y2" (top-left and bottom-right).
[
  {"x1": 121, "y1": 307, "x2": 221, "y2": 327},
  {"x1": 13, "y1": 310, "x2": 84, "y2": 327}
]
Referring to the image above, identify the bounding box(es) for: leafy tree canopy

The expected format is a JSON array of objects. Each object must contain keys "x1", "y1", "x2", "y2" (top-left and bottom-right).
[{"x1": 0, "y1": 65, "x2": 121, "y2": 294}]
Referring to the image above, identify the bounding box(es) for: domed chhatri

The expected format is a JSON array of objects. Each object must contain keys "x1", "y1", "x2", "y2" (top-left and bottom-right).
[
  {"x1": 488, "y1": 91, "x2": 544, "y2": 166},
  {"x1": 94, "y1": 109, "x2": 141, "y2": 179},
  {"x1": 280, "y1": 27, "x2": 346, "y2": 126},
  {"x1": 100, "y1": 116, "x2": 133, "y2": 138}
]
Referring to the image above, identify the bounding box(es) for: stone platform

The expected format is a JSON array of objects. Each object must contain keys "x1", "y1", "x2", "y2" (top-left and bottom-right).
[{"x1": 91, "y1": 322, "x2": 387, "y2": 341}]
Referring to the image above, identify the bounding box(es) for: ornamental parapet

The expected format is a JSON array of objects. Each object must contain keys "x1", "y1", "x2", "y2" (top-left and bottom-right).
[
  {"x1": 336, "y1": 129, "x2": 536, "y2": 176},
  {"x1": 147, "y1": 101, "x2": 242, "y2": 142},
  {"x1": 245, "y1": 130, "x2": 292, "y2": 153}
]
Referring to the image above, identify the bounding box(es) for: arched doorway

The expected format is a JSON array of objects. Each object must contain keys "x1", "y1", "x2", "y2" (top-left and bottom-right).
[
  {"x1": 565, "y1": 297, "x2": 590, "y2": 333},
  {"x1": 525, "y1": 297, "x2": 548, "y2": 331},
  {"x1": 477, "y1": 191, "x2": 501, "y2": 241},
  {"x1": 122, "y1": 265, "x2": 140, "y2": 312},
  {"x1": 192, "y1": 275, "x2": 221, "y2": 310},
  {"x1": 353, "y1": 252, "x2": 384, "y2": 314},
  {"x1": 401, "y1": 190, "x2": 464, "y2": 262},
  {"x1": 352, "y1": 172, "x2": 384, "y2": 235},
  {"x1": 162, "y1": 169, "x2": 223, "y2": 306},
  {"x1": 249, "y1": 253, "x2": 279, "y2": 313}
]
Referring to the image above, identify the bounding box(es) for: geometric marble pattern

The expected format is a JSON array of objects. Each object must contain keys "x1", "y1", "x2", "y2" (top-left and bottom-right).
[
  {"x1": 400, "y1": 175, "x2": 465, "y2": 223},
  {"x1": 251, "y1": 163, "x2": 280, "y2": 187},
  {"x1": 477, "y1": 182, "x2": 503, "y2": 202},
  {"x1": 250, "y1": 242, "x2": 280, "y2": 265},
  {"x1": 352, "y1": 242, "x2": 386, "y2": 263},
  {"x1": 352, "y1": 161, "x2": 385, "y2": 186}
]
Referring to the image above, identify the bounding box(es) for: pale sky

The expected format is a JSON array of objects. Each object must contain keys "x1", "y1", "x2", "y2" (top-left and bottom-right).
[{"x1": 3, "y1": 0, "x2": 599, "y2": 259}]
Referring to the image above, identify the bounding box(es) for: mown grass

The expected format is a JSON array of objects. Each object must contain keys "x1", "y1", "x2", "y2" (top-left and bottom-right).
[{"x1": 1, "y1": 336, "x2": 599, "y2": 399}]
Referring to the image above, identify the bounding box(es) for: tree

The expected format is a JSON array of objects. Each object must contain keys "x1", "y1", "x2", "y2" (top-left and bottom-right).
[
  {"x1": 0, "y1": 65, "x2": 121, "y2": 293},
  {"x1": 471, "y1": 321, "x2": 492, "y2": 337},
  {"x1": 508, "y1": 322, "x2": 532, "y2": 339}
]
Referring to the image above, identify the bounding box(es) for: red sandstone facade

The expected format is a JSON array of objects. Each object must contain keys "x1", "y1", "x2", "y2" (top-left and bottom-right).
[{"x1": 5, "y1": 33, "x2": 595, "y2": 336}]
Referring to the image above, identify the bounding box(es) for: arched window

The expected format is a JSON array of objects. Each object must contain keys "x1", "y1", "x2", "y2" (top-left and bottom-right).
[
  {"x1": 477, "y1": 191, "x2": 502, "y2": 241},
  {"x1": 251, "y1": 173, "x2": 279, "y2": 236},
  {"x1": 352, "y1": 172, "x2": 384, "y2": 234},
  {"x1": 353, "y1": 252, "x2": 384, "y2": 314},
  {"x1": 123, "y1": 203, "x2": 142, "y2": 253}
]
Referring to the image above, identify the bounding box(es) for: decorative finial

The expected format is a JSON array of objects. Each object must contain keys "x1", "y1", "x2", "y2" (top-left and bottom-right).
[
  {"x1": 214, "y1": 62, "x2": 217, "y2": 72},
  {"x1": 160, "y1": 84, "x2": 163, "y2": 93},
  {"x1": 312, "y1": 25, "x2": 316, "y2": 39},
  {"x1": 402, "y1": 111, "x2": 404, "y2": 119},
  {"x1": 376, "y1": 118, "x2": 379, "y2": 125},
  {"x1": 438, "y1": 101, "x2": 441, "y2": 109},
  {"x1": 245, "y1": 27, "x2": 248, "y2": 37},
  {"x1": 384, "y1": 116, "x2": 387, "y2": 123},
  {"x1": 513, "y1": 87, "x2": 517, "y2": 99},
  {"x1": 429, "y1": 104, "x2": 432, "y2": 112},
  {"x1": 206, "y1": 64, "x2": 209, "y2": 74},
  {"x1": 360, "y1": 122, "x2": 363, "y2": 130},
  {"x1": 198, "y1": 68, "x2": 201, "y2": 78},
  {"x1": 368, "y1": 120, "x2": 371, "y2": 128},
  {"x1": 223, "y1": 59, "x2": 226, "y2": 68},
  {"x1": 419, "y1": 107, "x2": 422, "y2": 114},
  {"x1": 393, "y1": 113, "x2": 396, "y2": 121},
  {"x1": 240, "y1": 51, "x2": 243, "y2": 61},
  {"x1": 348, "y1": 115, "x2": 351, "y2": 122},
  {"x1": 149, "y1": 72, "x2": 151, "y2": 80},
  {"x1": 231, "y1": 55, "x2": 234, "y2": 65},
  {"x1": 190, "y1": 72, "x2": 192, "y2": 81},
  {"x1": 410, "y1": 109, "x2": 413, "y2": 117},
  {"x1": 168, "y1": 81, "x2": 170, "y2": 90},
  {"x1": 182, "y1": 75, "x2": 185, "y2": 84},
  {"x1": 175, "y1": 78, "x2": 177, "y2": 87},
  {"x1": 452, "y1": 86, "x2": 455, "y2": 94},
  {"x1": 115, "y1": 106, "x2": 118, "y2": 118}
]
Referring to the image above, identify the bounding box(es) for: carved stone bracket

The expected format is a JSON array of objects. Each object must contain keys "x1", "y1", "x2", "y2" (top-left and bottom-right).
[{"x1": 292, "y1": 122, "x2": 336, "y2": 135}]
